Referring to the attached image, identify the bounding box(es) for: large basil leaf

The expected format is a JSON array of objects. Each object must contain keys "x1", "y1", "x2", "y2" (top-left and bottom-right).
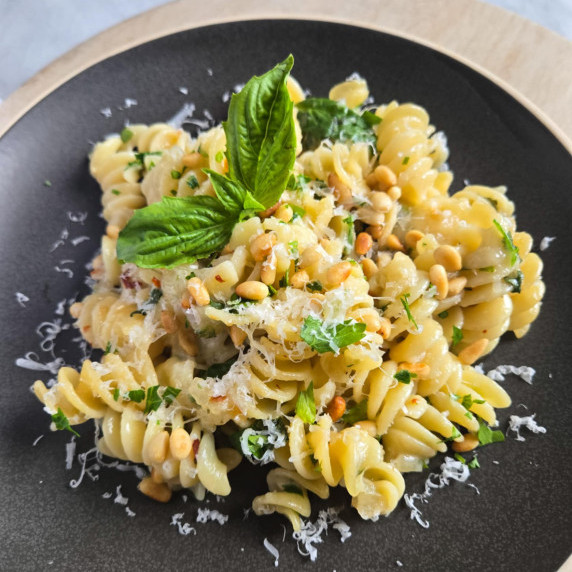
[
  {"x1": 223, "y1": 55, "x2": 296, "y2": 208},
  {"x1": 296, "y1": 98, "x2": 378, "y2": 150},
  {"x1": 204, "y1": 169, "x2": 245, "y2": 213},
  {"x1": 117, "y1": 195, "x2": 239, "y2": 268}
]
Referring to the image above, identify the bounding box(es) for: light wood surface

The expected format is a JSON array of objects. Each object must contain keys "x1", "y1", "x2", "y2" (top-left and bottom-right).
[{"x1": 0, "y1": 0, "x2": 571, "y2": 152}]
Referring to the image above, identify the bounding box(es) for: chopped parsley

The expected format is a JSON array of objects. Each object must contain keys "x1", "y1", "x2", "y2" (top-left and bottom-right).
[
  {"x1": 440, "y1": 426, "x2": 462, "y2": 443},
  {"x1": 468, "y1": 455, "x2": 480, "y2": 469},
  {"x1": 111, "y1": 189, "x2": 121, "y2": 195},
  {"x1": 288, "y1": 204, "x2": 306, "y2": 220},
  {"x1": 295, "y1": 381, "x2": 316, "y2": 424},
  {"x1": 197, "y1": 356, "x2": 239, "y2": 379},
  {"x1": 103, "y1": 341, "x2": 113, "y2": 355},
  {"x1": 400, "y1": 293, "x2": 418, "y2": 329},
  {"x1": 301, "y1": 316, "x2": 366, "y2": 354},
  {"x1": 341, "y1": 399, "x2": 368, "y2": 425},
  {"x1": 215, "y1": 150, "x2": 224, "y2": 163},
  {"x1": 171, "y1": 169, "x2": 182, "y2": 179},
  {"x1": 402, "y1": 156, "x2": 410, "y2": 165},
  {"x1": 288, "y1": 173, "x2": 312, "y2": 192},
  {"x1": 128, "y1": 389, "x2": 145, "y2": 403},
  {"x1": 44, "y1": 180, "x2": 52, "y2": 187},
  {"x1": 144, "y1": 386, "x2": 163, "y2": 414},
  {"x1": 126, "y1": 151, "x2": 162, "y2": 170},
  {"x1": 279, "y1": 267, "x2": 290, "y2": 288},
  {"x1": 51, "y1": 408, "x2": 80, "y2": 437},
  {"x1": 186, "y1": 175, "x2": 200, "y2": 190},
  {"x1": 306, "y1": 280, "x2": 323, "y2": 292},
  {"x1": 454, "y1": 453, "x2": 466, "y2": 464},
  {"x1": 477, "y1": 418, "x2": 505, "y2": 446},
  {"x1": 460, "y1": 394, "x2": 485, "y2": 410},
  {"x1": 493, "y1": 219, "x2": 519, "y2": 266},
  {"x1": 120, "y1": 128, "x2": 134, "y2": 143},
  {"x1": 209, "y1": 300, "x2": 225, "y2": 310},
  {"x1": 451, "y1": 326, "x2": 463, "y2": 348},
  {"x1": 394, "y1": 369, "x2": 418, "y2": 384},
  {"x1": 504, "y1": 270, "x2": 523, "y2": 293},
  {"x1": 438, "y1": 310, "x2": 449, "y2": 319}
]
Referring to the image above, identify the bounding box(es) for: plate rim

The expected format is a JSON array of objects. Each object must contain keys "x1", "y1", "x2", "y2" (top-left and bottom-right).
[{"x1": 0, "y1": 4, "x2": 571, "y2": 154}]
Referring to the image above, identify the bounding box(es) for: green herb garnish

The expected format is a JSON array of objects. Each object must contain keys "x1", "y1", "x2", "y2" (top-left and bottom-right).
[
  {"x1": 144, "y1": 386, "x2": 163, "y2": 414},
  {"x1": 400, "y1": 293, "x2": 418, "y2": 329},
  {"x1": 187, "y1": 175, "x2": 200, "y2": 190},
  {"x1": 394, "y1": 369, "x2": 418, "y2": 384},
  {"x1": 120, "y1": 128, "x2": 134, "y2": 143},
  {"x1": 341, "y1": 399, "x2": 368, "y2": 424},
  {"x1": 477, "y1": 418, "x2": 505, "y2": 446},
  {"x1": 51, "y1": 408, "x2": 80, "y2": 437},
  {"x1": 306, "y1": 280, "x2": 323, "y2": 292},
  {"x1": 128, "y1": 389, "x2": 145, "y2": 403},
  {"x1": 493, "y1": 219, "x2": 519, "y2": 266},
  {"x1": 295, "y1": 381, "x2": 316, "y2": 424},
  {"x1": 301, "y1": 316, "x2": 366, "y2": 354},
  {"x1": 451, "y1": 326, "x2": 463, "y2": 348},
  {"x1": 402, "y1": 156, "x2": 410, "y2": 165},
  {"x1": 438, "y1": 310, "x2": 449, "y2": 319},
  {"x1": 504, "y1": 270, "x2": 523, "y2": 293}
]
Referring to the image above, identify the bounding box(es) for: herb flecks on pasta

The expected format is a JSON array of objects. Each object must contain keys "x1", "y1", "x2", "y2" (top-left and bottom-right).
[{"x1": 33, "y1": 59, "x2": 544, "y2": 530}]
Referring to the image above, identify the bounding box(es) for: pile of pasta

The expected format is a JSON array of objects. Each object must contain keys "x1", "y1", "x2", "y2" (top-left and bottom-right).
[{"x1": 34, "y1": 76, "x2": 544, "y2": 530}]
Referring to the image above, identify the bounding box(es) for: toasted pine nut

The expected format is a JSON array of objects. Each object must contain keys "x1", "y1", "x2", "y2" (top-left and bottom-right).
[
  {"x1": 187, "y1": 277, "x2": 210, "y2": 306},
  {"x1": 355, "y1": 232, "x2": 373, "y2": 255},
  {"x1": 361, "y1": 258, "x2": 378, "y2": 278},
  {"x1": 377, "y1": 317, "x2": 392, "y2": 339},
  {"x1": 106, "y1": 224, "x2": 120, "y2": 239},
  {"x1": 365, "y1": 172, "x2": 379, "y2": 189},
  {"x1": 458, "y1": 338, "x2": 489, "y2": 365},
  {"x1": 434, "y1": 245, "x2": 462, "y2": 272},
  {"x1": 148, "y1": 430, "x2": 170, "y2": 464},
  {"x1": 138, "y1": 477, "x2": 172, "y2": 503},
  {"x1": 368, "y1": 225, "x2": 383, "y2": 240},
  {"x1": 69, "y1": 302, "x2": 83, "y2": 319},
  {"x1": 182, "y1": 152, "x2": 202, "y2": 168},
  {"x1": 398, "y1": 361, "x2": 431, "y2": 379},
  {"x1": 354, "y1": 420, "x2": 377, "y2": 437},
  {"x1": 275, "y1": 204, "x2": 293, "y2": 223},
  {"x1": 447, "y1": 276, "x2": 467, "y2": 296},
  {"x1": 326, "y1": 261, "x2": 353, "y2": 287},
  {"x1": 235, "y1": 281, "x2": 269, "y2": 300},
  {"x1": 229, "y1": 325, "x2": 247, "y2": 347},
  {"x1": 387, "y1": 185, "x2": 402, "y2": 201},
  {"x1": 370, "y1": 191, "x2": 392, "y2": 213},
  {"x1": 178, "y1": 330, "x2": 198, "y2": 356},
  {"x1": 170, "y1": 428, "x2": 193, "y2": 460},
  {"x1": 429, "y1": 264, "x2": 449, "y2": 300},
  {"x1": 291, "y1": 269, "x2": 309, "y2": 289},
  {"x1": 150, "y1": 467, "x2": 164, "y2": 484},
  {"x1": 350, "y1": 308, "x2": 382, "y2": 332},
  {"x1": 328, "y1": 173, "x2": 352, "y2": 205},
  {"x1": 405, "y1": 230, "x2": 425, "y2": 249},
  {"x1": 451, "y1": 434, "x2": 479, "y2": 453},
  {"x1": 260, "y1": 256, "x2": 277, "y2": 285},
  {"x1": 374, "y1": 165, "x2": 397, "y2": 190},
  {"x1": 386, "y1": 234, "x2": 405, "y2": 251},
  {"x1": 326, "y1": 396, "x2": 346, "y2": 422},
  {"x1": 250, "y1": 232, "x2": 276, "y2": 262},
  {"x1": 160, "y1": 311, "x2": 178, "y2": 334},
  {"x1": 299, "y1": 246, "x2": 321, "y2": 269},
  {"x1": 258, "y1": 202, "x2": 281, "y2": 219}
]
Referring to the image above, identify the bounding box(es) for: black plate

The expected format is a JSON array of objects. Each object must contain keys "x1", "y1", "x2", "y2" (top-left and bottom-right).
[{"x1": 1, "y1": 20, "x2": 571, "y2": 572}]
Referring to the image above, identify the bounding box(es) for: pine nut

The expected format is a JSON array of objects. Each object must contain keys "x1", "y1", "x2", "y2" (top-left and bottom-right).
[
  {"x1": 229, "y1": 325, "x2": 247, "y2": 347},
  {"x1": 405, "y1": 230, "x2": 425, "y2": 248},
  {"x1": 365, "y1": 172, "x2": 379, "y2": 189},
  {"x1": 258, "y1": 202, "x2": 281, "y2": 219},
  {"x1": 150, "y1": 467, "x2": 164, "y2": 484},
  {"x1": 370, "y1": 191, "x2": 392, "y2": 213},
  {"x1": 451, "y1": 434, "x2": 479, "y2": 453},
  {"x1": 106, "y1": 224, "x2": 120, "y2": 239},
  {"x1": 291, "y1": 270, "x2": 309, "y2": 289},
  {"x1": 178, "y1": 330, "x2": 198, "y2": 356},
  {"x1": 434, "y1": 245, "x2": 462, "y2": 272},
  {"x1": 326, "y1": 261, "x2": 353, "y2": 287},
  {"x1": 275, "y1": 204, "x2": 293, "y2": 223},
  {"x1": 386, "y1": 234, "x2": 405, "y2": 251},
  {"x1": 235, "y1": 281, "x2": 269, "y2": 300},
  {"x1": 447, "y1": 276, "x2": 467, "y2": 296},
  {"x1": 354, "y1": 420, "x2": 377, "y2": 437},
  {"x1": 429, "y1": 264, "x2": 449, "y2": 300},
  {"x1": 187, "y1": 277, "x2": 210, "y2": 306},
  {"x1": 374, "y1": 165, "x2": 397, "y2": 189},
  {"x1": 387, "y1": 185, "x2": 402, "y2": 201},
  {"x1": 368, "y1": 225, "x2": 383, "y2": 240},
  {"x1": 148, "y1": 430, "x2": 170, "y2": 464},
  {"x1": 398, "y1": 361, "x2": 431, "y2": 379},
  {"x1": 170, "y1": 428, "x2": 193, "y2": 460},
  {"x1": 326, "y1": 396, "x2": 346, "y2": 422},
  {"x1": 160, "y1": 311, "x2": 178, "y2": 334},
  {"x1": 260, "y1": 255, "x2": 277, "y2": 285},
  {"x1": 328, "y1": 173, "x2": 352, "y2": 205},
  {"x1": 361, "y1": 258, "x2": 378, "y2": 278},
  {"x1": 377, "y1": 317, "x2": 392, "y2": 339},
  {"x1": 250, "y1": 233, "x2": 276, "y2": 262},
  {"x1": 350, "y1": 308, "x2": 382, "y2": 332},
  {"x1": 182, "y1": 152, "x2": 202, "y2": 168},
  {"x1": 69, "y1": 302, "x2": 83, "y2": 319},
  {"x1": 458, "y1": 338, "x2": 489, "y2": 365},
  {"x1": 138, "y1": 477, "x2": 172, "y2": 503},
  {"x1": 355, "y1": 232, "x2": 373, "y2": 255},
  {"x1": 299, "y1": 246, "x2": 321, "y2": 269}
]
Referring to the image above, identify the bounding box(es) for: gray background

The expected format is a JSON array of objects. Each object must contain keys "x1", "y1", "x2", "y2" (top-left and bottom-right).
[{"x1": 0, "y1": 0, "x2": 571, "y2": 103}]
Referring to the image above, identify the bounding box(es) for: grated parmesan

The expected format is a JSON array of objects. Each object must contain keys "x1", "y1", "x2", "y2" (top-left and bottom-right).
[
  {"x1": 263, "y1": 538, "x2": 280, "y2": 567},
  {"x1": 171, "y1": 513, "x2": 197, "y2": 536},
  {"x1": 486, "y1": 365, "x2": 535, "y2": 384},
  {"x1": 539, "y1": 236, "x2": 556, "y2": 251},
  {"x1": 65, "y1": 438, "x2": 76, "y2": 470},
  {"x1": 507, "y1": 414, "x2": 546, "y2": 441},
  {"x1": 15, "y1": 292, "x2": 30, "y2": 307},
  {"x1": 196, "y1": 508, "x2": 228, "y2": 525}
]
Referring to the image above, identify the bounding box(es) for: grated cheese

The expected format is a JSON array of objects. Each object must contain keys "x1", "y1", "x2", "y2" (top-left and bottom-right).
[
  {"x1": 113, "y1": 485, "x2": 129, "y2": 506},
  {"x1": 32, "y1": 435, "x2": 44, "y2": 447},
  {"x1": 293, "y1": 508, "x2": 351, "y2": 562},
  {"x1": 171, "y1": 513, "x2": 197, "y2": 536},
  {"x1": 125, "y1": 507, "x2": 136, "y2": 518},
  {"x1": 486, "y1": 365, "x2": 535, "y2": 384},
  {"x1": 178, "y1": 87, "x2": 189, "y2": 95},
  {"x1": 539, "y1": 236, "x2": 556, "y2": 251},
  {"x1": 507, "y1": 414, "x2": 546, "y2": 442},
  {"x1": 65, "y1": 438, "x2": 76, "y2": 470},
  {"x1": 196, "y1": 508, "x2": 229, "y2": 525},
  {"x1": 404, "y1": 457, "x2": 477, "y2": 529},
  {"x1": 15, "y1": 292, "x2": 30, "y2": 307},
  {"x1": 263, "y1": 538, "x2": 280, "y2": 567},
  {"x1": 100, "y1": 107, "x2": 112, "y2": 118}
]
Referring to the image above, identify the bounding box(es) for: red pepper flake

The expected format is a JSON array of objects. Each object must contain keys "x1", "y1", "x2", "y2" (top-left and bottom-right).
[
  {"x1": 192, "y1": 439, "x2": 200, "y2": 457},
  {"x1": 215, "y1": 275, "x2": 224, "y2": 283},
  {"x1": 120, "y1": 273, "x2": 143, "y2": 290},
  {"x1": 152, "y1": 277, "x2": 161, "y2": 288},
  {"x1": 209, "y1": 395, "x2": 226, "y2": 402}
]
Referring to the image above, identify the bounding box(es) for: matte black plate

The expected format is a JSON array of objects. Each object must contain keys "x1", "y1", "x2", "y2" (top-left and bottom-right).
[{"x1": 1, "y1": 20, "x2": 571, "y2": 572}]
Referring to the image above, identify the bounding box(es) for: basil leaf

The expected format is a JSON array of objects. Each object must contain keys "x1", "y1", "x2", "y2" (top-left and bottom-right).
[
  {"x1": 144, "y1": 386, "x2": 162, "y2": 414},
  {"x1": 477, "y1": 418, "x2": 505, "y2": 445},
  {"x1": 203, "y1": 169, "x2": 245, "y2": 213},
  {"x1": 296, "y1": 98, "x2": 377, "y2": 150},
  {"x1": 341, "y1": 399, "x2": 368, "y2": 424},
  {"x1": 127, "y1": 389, "x2": 145, "y2": 403},
  {"x1": 197, "y1": 355, "x2": 239, "y2": 379},
  {"x1": 243, "y1": 191, "x2": 266, "y2": 211},
  {"x1": 224, "y1": 55, "x2": 296, "y2": 208},
  {"x1": 394, "y1": 369, "x2": 418, "y2": 384},
  {"x1": 295, "y1": 381, "x2": 316, "y2": 424},
  {"x1": 301, "y1": 316, "x2": 366, "y2": 353},
  {"x1": 117, "y1": 195, "x2": 239, "y2": 268}
]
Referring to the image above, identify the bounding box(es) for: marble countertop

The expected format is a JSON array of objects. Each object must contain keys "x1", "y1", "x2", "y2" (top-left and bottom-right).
[{"x1": 0, "y1": 0, "x2": 570, "y2": 102}]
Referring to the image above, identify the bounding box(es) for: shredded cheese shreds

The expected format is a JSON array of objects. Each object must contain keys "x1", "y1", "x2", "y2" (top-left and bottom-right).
[
  {"x1": 263, "y1": 538, "x2": 280, "y2": 567},
  {"x1": 196, "y1": 508, "x2": 229, "y2": 525},
  {"x1": 15, "y1": 292, "x2": 30, "y2": 307},
  {"x1": 65, "y1": 439, "x2": 76, "y2": 470},
  {"x1": 508, "y1": 414, "x2": 547, "y2": 441},
  {"x1": 171, "y1": 513, "x2": 197, "y2": 536},
  {"x1": 539, "y1": 236, "x2": 556, "y2": 251},
  {"x1": 486, "y1": 365, "x2": 536, "y2": 384}
]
